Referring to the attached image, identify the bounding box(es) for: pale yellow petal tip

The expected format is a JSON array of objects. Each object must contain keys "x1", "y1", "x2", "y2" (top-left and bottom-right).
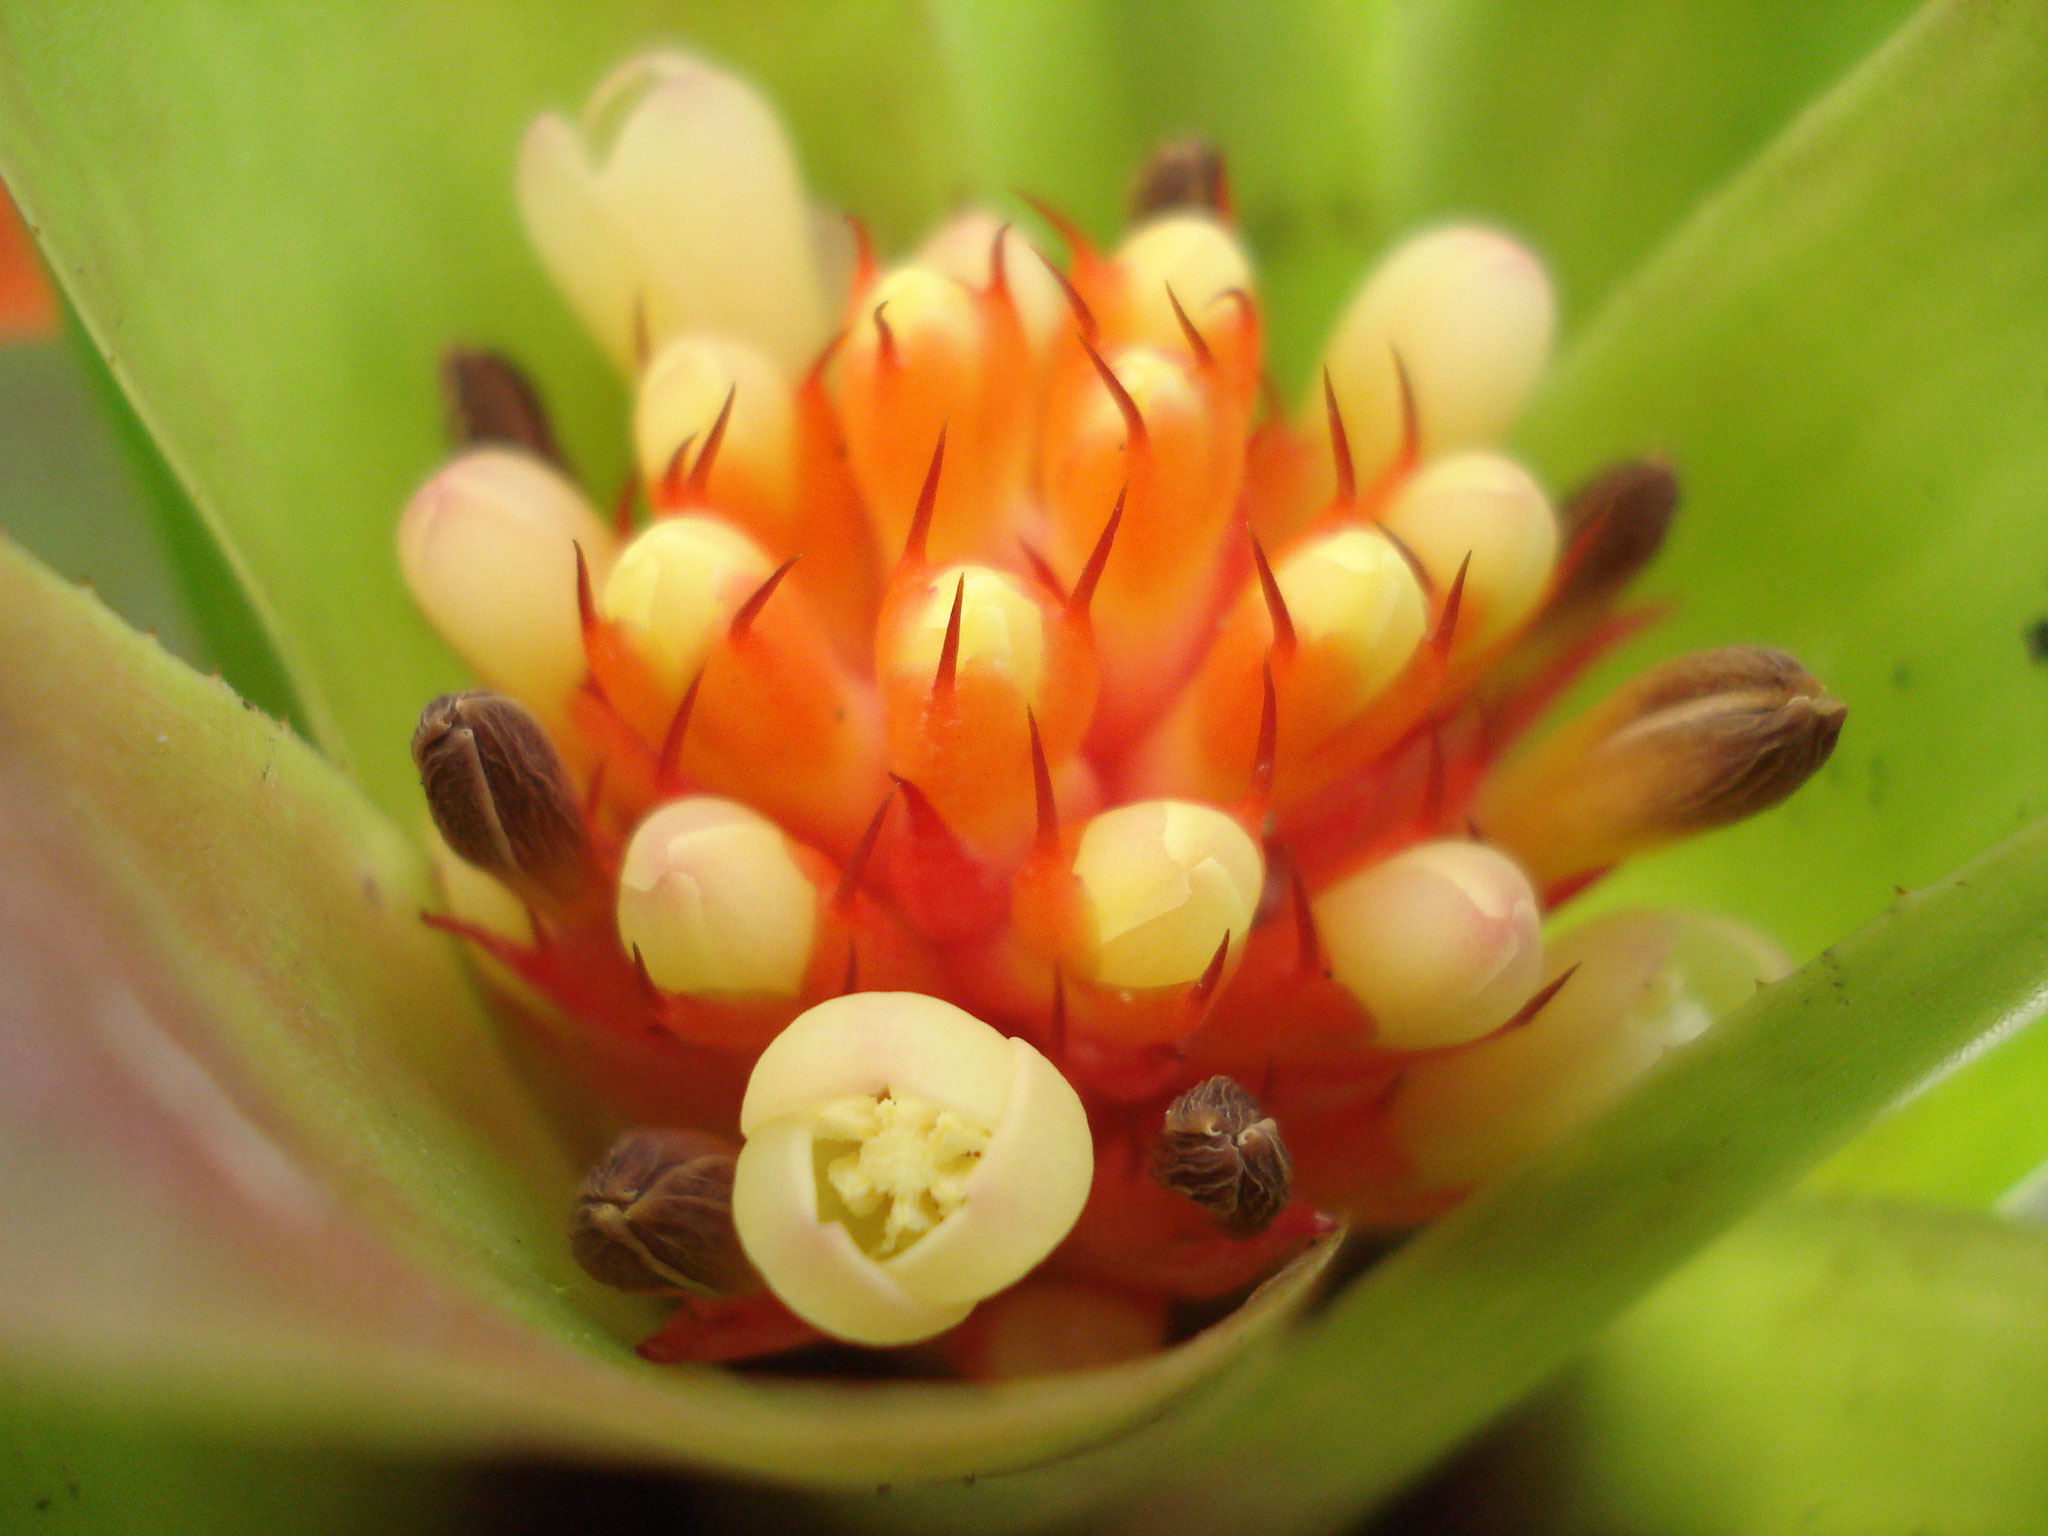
[
  {"x1": 1315, "y1": 224, "x2": 1555, "y2": 482},
  {"x1": 397, "y1": 447, "x2": 613, "y2": 715},
  {"x1": 1073, "y1": 801, "x2": 1264, "y2": 989},
  {"x1": 1315, "y1": 839, "x2": 1544, "y2": 1049},
  {"x1": 616, "y1": 797, "x2": 818, "y2": 997},
  {"x1": 1112, "y1": 212, "x2": 1255, "y2": 354},
  {"x1": 634, "y1": 334, "x2": 796, "y2": 522},
  {"x1": 519, "y1": 51, "x2": 828, "y2": 374},
  {"x1": 732, "y1": 993, "x2": 1093, "y2": 1345},
  {"x1": 917, "y1": 210, "x2": 1066, "y2": 349},
  {"x1": 600, "y1": 514, "x2": 772, "y2": 689},
  {"x1": 886, "y1": 564, "x2": 1047, "y2": 699},
  {"x1": 1382, "y1": 450, "x2": 1557, "y2": 650},
  {"x1": 1277, "y1": 527, "x2": 1428, "y2": 703}
]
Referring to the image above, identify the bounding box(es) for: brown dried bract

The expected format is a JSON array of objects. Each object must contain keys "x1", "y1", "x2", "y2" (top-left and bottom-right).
[
  {"x1": 441, "y1": 347, "x2": 562, "y2": 466},
  {"x1": 1547, "y1": 456, "x2": 1680, "y2": 621},
  {"x1": 1152, "y1": 1076, "x2": 1291, "y2": 1239},
  {"x1": 412, "y1": 690, "x2": 591, "y2": 907},
  {"x1": 1479, "y1": 646, "x2": 1847, "y2": 884},
  {"x1": 570, "y1": 1127, "x2": 758, "y2": 1297},
  {"x1": 1129, "y1": 136, "x2": 1231, "y2": 223}
]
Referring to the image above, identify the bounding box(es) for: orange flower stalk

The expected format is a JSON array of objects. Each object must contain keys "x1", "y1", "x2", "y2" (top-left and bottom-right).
[{"x1": 399, "y1": 52, "x2": 1843, "y2": 1370}]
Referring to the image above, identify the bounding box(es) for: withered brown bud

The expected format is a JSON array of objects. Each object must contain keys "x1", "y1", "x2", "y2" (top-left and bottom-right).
[
  {"x1": 412, "y1": 690, "x2": 591, "y2": 907},
  {"x1": 1129, "y1": 136, "x2": 1231, "y2": 222},
  {"x1": 1477, "y1": 646, "x2": 1847, "y2": 886},
  {"x1": 1152, "y1": 1076, "x2": 1292, "y2": 1239},
  {"x1": 570, "y1": 1128, "x2": 758, "y2": 1297},
  {"x1": 1546, "y1": 457, "x2": 1680, "y2": 621},
  {"x1": 441, "y1": 347, "x2": 561, "y2": 466}
]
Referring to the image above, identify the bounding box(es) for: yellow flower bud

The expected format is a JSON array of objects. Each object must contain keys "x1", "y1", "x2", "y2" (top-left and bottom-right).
[
  {"x1": 516, "y1": 52, "x2": 828, "y2": 372},
  {"x1": 1111, "y1": 212, "x2": 1255, "y2": 357},
  {"x1": 731, "y1": 993, "x2": 1093, "y2": 1346},
  {"x1": 599, "y1": 515, "x2": 773, "y2": 693},
  {"x1": 634, "y1": 334, "x2": 796, "y2": 536},
  {"x1": 1314, "y1": 840, "x2": 1544, "y2": 1049},
  {"x1": 1275, "y1": 527, "x2": 1428, "y2": 713},
  {"x1": 1381, "y1": 450, "x2": 1558, "y2": 652},
  {"x1": 1072, "y1": 801, "x2": 1264, "y2": 990},
  {"x1": 916, "y1": 209, "x2": 1066, "y2": 353},
  {"x1": 396, "y1": 447, "x2": 615, "y2": 717},
  {"x1": 616, "y1": 797, "x2": 818, "y2": 997},
  {"x1": 884, "y1": 564, "x2": 1047, "y2": 702},
  {"x1": 1314, "y1": 224, "x2": 1555, "y2": 484},
  {"x1": 1394, "y1": 909, "x2": 1788, "y2": 1188}
]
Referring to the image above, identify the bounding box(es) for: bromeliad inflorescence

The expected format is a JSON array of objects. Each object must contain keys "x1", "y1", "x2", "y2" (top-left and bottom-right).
[{"x1": 397, "y1": 52, "x2": 1843, "y2": 1372}]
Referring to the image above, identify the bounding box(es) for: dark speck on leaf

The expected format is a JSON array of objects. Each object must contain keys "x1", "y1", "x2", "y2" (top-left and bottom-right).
[
  {"x1": 2026, "y1": 618, "x2": 2048, "y2": 662},
  {"x1": 1891, "y1": 659, "x2": 1914, "y2": 689}
]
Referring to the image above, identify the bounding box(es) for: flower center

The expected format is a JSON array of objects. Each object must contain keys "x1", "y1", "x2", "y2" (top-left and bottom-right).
[{"x1": 811, "y1": 1091, "x2": 991, "y2": 1257}]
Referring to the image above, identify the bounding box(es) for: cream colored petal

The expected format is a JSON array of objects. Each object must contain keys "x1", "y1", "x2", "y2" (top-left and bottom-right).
[
  {"x1": 881, "y1": 1039, "x2": 1093, "y2": 1308},
  {"x1": 516, "y1": 114, "x2": 646, "y2": 371},
  {"x1": 1112, "y1": 213, "x2": 1255, "y2": 356},
  {"x1": 599, "y1": 515, "x2": 772, "y2": 693},
  {"x1": 1381, "y1": 451, "x2": 1557, "y2": 650},
  {"x1": 731, "y1": 1114, "x2": 972, "y2": 1345},
  {"x1": 596, "y1": 58, "x2": 828, "y2": 373},
  {"x1": 616, "y1": 798, "x2": 818, "y2": 996},
  {"x1": 917, "y1": 210, "x2": 1066, "y2": 353},
  {"x1": 396, "y1": 447, "x2": 615, "y2": 718},
  {"x1": 1278, "y1": 528, "x2": 1428, "y2": 708},
  {"x1": 633, "y1": 334, "x2": 797, "y2": 520},
  {"x1": 1315, "y1": 840, "x2": 1544, "y2": 1049},
  {"x1": 887, "y1": 565, "x2": 1046, "y2": 698},
  {"x1": 739, "y1": 993, "x2": 1017, "y2": 1134},
  {"x1": 1314, "y1": 225, "x2": 1555, "y2": 484},
  {"x1": 1075, "y1": 802, "x2": 1263, "y2": 989}
]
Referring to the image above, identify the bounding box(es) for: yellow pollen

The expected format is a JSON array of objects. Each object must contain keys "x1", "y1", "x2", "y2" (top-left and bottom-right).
[{"x1": 813, "y1": 1091, "x2": 991, "y2": 1257}]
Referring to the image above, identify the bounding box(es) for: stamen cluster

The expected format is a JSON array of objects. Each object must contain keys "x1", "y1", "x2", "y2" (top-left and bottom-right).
[{"x1": 399, "y1": 53, "x2": 1843, "y2": 1371}]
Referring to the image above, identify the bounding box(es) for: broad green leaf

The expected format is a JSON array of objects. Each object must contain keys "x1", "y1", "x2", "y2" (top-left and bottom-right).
[
  {"x1": 1374, "y1": 0, "x2": 1915, "y2": 329},
  {"x1": 1512, "y1": 0, "x2": 2048, "y2": 1200},
  {"x1": 61, "y1": 318, "x2": 307, "y2": 730},
  {"x1": 933, "y1": 0, "x2": 1912, "y2": 384},
  {"x1": 1410, "y1": 1197, "x2": 2048, "y2": 1535},
  {"x1": 844, "y1": 811, "x2": 2048, "y2": 1534},
  {"x1": 0, "y1": 1, "x2": 972, "y2": 821},
  {"x1": 930, "y1": 0, "x2": 1389, "y2": 384},
  {"x1": 1, "y1": 1373, "x2": 478, "y2": 1536},
  {"x1": 0, "y1": 533, "x2": 1340, "y2": 1486},
  {"x1": 0, "y1": 339, "x2": 207, "y2": 670}
]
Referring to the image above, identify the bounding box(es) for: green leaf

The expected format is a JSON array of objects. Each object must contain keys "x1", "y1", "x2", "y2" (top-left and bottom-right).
[
  {"x1": 1411, "y1": 1197, "x2": 2048, "y2": 1535},
  {"x1": 1512, "y1": 0, "x2": 2048, "y2": 1202},
  {"x1": 0, "y1": 339, "x2": 208, "y2": 670},
  {"x1": 61, "y1": 316, "x2": 308, "y2": 730},
  {"x1": 1, "y1": 1373, "x2": 477, "y2": 1536},
  {"x1": 931, "y1": 0, "x2": 1390, "y2": 385},
  {"x1": 0, "y1": 533, "x2": 1338, "y2": 1486},
  {"x1": 1373, "y1": 0, "x2": 1916, "y2": 329},
  {"x1": 933, "y1": 0, "x2": 1913, "y2": 385},
  {"x1": 844, "y1": 810, "x2": 2048, "y2": 1534},
  {"x1": 0, "y1": 1, "x2": 972, "y2": 821}
]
